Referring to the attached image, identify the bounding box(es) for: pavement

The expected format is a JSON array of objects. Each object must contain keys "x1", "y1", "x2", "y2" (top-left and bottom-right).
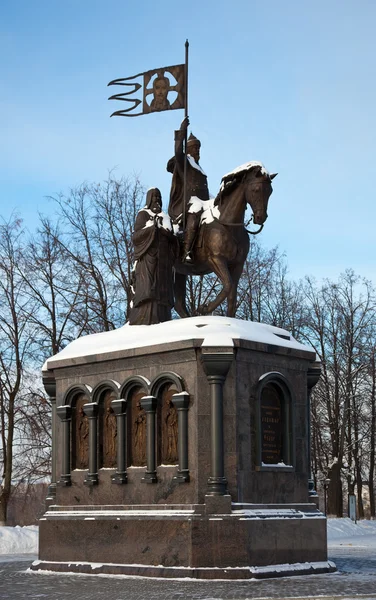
[{"x1": 1, "y1": 543, "x2": 376, "y2": 600}]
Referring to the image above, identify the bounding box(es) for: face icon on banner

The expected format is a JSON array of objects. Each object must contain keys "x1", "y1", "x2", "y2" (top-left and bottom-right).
[{"x1": 150, "y1": 75, "x2": 171, "y2": 112}]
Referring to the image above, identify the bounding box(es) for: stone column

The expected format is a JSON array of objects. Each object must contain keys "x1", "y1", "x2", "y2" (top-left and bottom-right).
[
  {"x1": 83, "y1": 403, "x2": 99, "y2": 486},
  {"x1": 172, "y1": 392, "x2": 190, "y2": 483},
  {"x1": 141, "y1": 396, "x2": 158, "y2": 483},
  {"x1": 307, "y1": 362, "x2": 321, "y2": 500},
  {"x1": 111, "y1": 399, "x2": 127, "y2": 484},
  {"x1": 43, "y1": 375, "x2": 57, "y2": 502},
  {"x1": 201, "y1": 351, "x2": 233, "y2": 497},
  {"x1": 56, "y1": 405, "x2": 72, "y2": 486}
]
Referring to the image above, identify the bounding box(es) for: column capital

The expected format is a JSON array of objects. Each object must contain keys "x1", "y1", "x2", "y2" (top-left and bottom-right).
[
  {"x1": 140, "y1": 395, "x2": 157, "y2": 412},
  {"x1": 83, "y1": 402, "x2": 98, "y2": 418},
  {"x1": 111, "y1": 399, "x2": 127, "y2": 415},
  {"x1": 172, "y1": 392, "x2": 190, "y2": 410},
  {"x1": 42, "y1": 374, "x2": 56, "y2": 400},
  {"x1": 200, "y1": 351, "x2": 234, "y2": 378},
  {"x1": 57, "y1": 405, "x2": 72, "y2": 421},
  {"x1": 307, "y1": 362, "x2": 321, "y2": 391}
]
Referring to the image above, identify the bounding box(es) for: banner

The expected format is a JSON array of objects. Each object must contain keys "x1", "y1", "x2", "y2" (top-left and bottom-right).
[{"x1": 108, "y1": 64, "x2": 186, "y2": 117}]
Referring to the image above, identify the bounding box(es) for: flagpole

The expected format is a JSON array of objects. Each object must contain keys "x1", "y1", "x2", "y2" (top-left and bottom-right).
[{"x1": 183, "y1": 39, "x2": 189, "y2": 235}]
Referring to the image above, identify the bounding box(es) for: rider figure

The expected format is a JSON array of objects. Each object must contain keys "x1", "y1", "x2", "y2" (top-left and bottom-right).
[{"x1": 167, "y1": 116, "x2": 210, "y2": 262}]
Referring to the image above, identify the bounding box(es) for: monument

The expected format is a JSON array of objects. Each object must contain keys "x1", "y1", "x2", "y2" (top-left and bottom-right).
[{"x1": 32, "y1": 43, "x2": 335, "y2": 579}]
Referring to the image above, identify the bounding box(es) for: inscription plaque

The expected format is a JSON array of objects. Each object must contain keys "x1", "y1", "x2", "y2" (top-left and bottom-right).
[{"x1": 261, "y1": 384, "x2": 283, "y2": 464}]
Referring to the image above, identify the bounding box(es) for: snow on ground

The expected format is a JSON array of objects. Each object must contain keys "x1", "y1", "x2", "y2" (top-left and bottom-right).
[
  {"x1": 327, "y1": 517, "x2": 376, "y2": 548},
  {"x1": 0, "y1": 526, "x2": 38, "y2": 555}
]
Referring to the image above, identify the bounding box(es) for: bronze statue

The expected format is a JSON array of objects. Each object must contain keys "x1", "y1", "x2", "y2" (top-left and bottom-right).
[
  {"x1": 172, "y1": 160, "x2": 277, "y2": 318},
  {"x1": 126, "y1": 118, "x2": 276, "y2": 321},
  {"x1": 129, "y1": 188, "x2": 177, "y2": 325},
  {"x1": 167, "y1": 116, "x2": 210, "y2": 262}
]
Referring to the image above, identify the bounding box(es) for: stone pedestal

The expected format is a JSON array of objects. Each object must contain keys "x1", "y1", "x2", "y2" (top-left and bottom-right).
[{"x1": 35, "y1": 316, "x2": 335, "y2": 579}]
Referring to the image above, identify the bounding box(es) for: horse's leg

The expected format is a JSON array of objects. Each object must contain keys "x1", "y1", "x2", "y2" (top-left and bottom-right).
[
  {"x1": 198, "y1": 256, "x2": 232, "y2": 315},
  {"x1": 174, "y1": 272, "x2": 190, "y2": 318},
  {"x1": 227, "y1": 262, "x2": 243, "y2": 318}
]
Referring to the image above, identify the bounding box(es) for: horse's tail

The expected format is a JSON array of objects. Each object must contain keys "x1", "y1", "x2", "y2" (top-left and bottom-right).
[
  {"x1": 167, "y1": 157, "x2": 175, "y2": 173},
  {"x1": 213, "y1": 191, "x2": 222, "y2": 207}
]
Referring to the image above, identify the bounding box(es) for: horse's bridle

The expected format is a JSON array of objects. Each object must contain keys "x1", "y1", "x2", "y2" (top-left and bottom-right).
[
  {"x1": 214, "y1": 176, "x2": 266, "y2": 235},
  {"x1": 209, "y1": 211, "x2": 264, "y2": 235}
]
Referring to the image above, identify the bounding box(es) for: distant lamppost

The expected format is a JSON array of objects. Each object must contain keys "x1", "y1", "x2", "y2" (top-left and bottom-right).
[{"x1": 323, "y1": 478, "x2": 331, "y2": 515}]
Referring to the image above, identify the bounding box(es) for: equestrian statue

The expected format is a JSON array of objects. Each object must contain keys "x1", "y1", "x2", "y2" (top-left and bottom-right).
[
  {"x1": 128, "y1": 117, "x2": 276, "y2": 324},
  {"x1": 167, "y1": 117, "x2": 277, "y2": 319}
]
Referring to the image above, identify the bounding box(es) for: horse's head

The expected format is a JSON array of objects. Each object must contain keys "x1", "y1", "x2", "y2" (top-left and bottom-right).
[{"x1": 245, "y1": 166, "x2": 277, "y2": 225}]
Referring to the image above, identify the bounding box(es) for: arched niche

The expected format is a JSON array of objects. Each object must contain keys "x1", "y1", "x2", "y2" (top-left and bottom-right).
[
  {"x1": 256, "y1": 372, "x2": 295, "y2": 471},
  {"x1": 130, "y1": 388, "x2": 147, "y2": 467},
  {"x1": 157, "y1": 383, "x2": 179, "y2": 466},
  {"x1": 120, "y1": 376, "x2": 150, "y2": 468},
  {"x1": 92, "y1": 381, "x2": 120, "y2": 469},
  {"x1": 150, "y1": 372, "x2": 184, "y2": 398},
  {"x1": 67, "y1": 391, "x2": 91, "y2": 471},
  {"x1": 151, "y1": 373, "x2": 184, "y2": 467}
]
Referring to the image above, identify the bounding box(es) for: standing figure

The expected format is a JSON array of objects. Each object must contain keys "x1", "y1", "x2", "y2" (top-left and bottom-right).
[
  {"x1": 167, "y1": 116, "x2": 210, "y2": 262},
  {"x1": 103, "y1": 400, "x2": 117, "y2": 468},
  {"x1": 129, "y1": 188, "x2": 177, "y2": 326},
  {"x1": 164, "y1": 396, "x2": 178, "y2": 464},
  {"x1": 133, "y1": 399, "x2": 147, "y2": 466},
  {"x1": 77, "y1": 405, "x2": 89, "y2": 469}
]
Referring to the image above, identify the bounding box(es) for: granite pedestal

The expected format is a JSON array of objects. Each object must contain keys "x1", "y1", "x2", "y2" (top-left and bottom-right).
[{"x1": 34, "y1": 316, "x2": 334, "y2": 579}]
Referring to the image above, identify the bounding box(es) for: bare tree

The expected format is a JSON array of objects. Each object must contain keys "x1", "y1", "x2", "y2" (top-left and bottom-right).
[
  {"x1": 48, "y1": 174, "x2": 144, "y2": 331},
  {"x1": 368, "y1": 345, "x2": 376, "y2": 516},
  {"x1": 0, "y1": 217, "x2": 36, "y2": 524},
  {"x1": 90, "y1": 175, "x2": 144, "y2": 320},
  {"x1": 22, "y1": 217, "x2": 87, "y2": 359},
  {"x1": 303, "y1": 271, "x2": 375, "y2": 516}
]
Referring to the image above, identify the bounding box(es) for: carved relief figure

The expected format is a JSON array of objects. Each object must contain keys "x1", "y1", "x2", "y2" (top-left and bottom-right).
[
  {"x1": 103, "y1": 393, "x2": 117, "y2": 468},
  {"x1": 132, "y1": 397, "x2": 146, "y2": 466},
  {"x1": 129, "y1": 188, "x2": 177, "y2": 325},
  {"x1": 162, "y1": 389, "x2": 178, "y2": 464},
  {"x1": 75, "y1": 397, "x2": 89, "y2": 469}
]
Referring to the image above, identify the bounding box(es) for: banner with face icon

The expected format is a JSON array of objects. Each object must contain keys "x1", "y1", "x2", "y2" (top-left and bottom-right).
[{"x1": 108, "y1": 63, "x2": 186, "y2": 117}]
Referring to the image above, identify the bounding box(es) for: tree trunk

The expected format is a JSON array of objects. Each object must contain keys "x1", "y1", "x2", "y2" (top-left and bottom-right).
[
  {"x1": 0, "y1": 488, "x2": 10, "y2": 526},
  {"x1": 356, "y1": 468, "x2": 364, "y2": 519},
  {"x1": 369, "y1": 353, "x2": 376, "y2": 517},
  {"x1": 328, "y1": 461, "x2": 343, "y2": 517}
]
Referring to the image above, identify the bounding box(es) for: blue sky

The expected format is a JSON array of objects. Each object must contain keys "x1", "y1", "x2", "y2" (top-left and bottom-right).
[{"x1": 1, "y1": 0, "x2": 375, "y2": 282}]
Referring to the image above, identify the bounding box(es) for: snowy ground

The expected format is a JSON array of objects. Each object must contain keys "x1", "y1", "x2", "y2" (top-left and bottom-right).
[
  {"x1": 0, "y1": 525, "x2": 38, "y2": 555},
  {"x1": 1, "y1": 517, "x2": 376, "y2": 556},
  {"x1": 327, "y1": 516, "x2": 376, "y2": 545}
]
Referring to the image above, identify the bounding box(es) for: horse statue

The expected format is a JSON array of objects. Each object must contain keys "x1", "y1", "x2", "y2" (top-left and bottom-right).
[{"x1": 173, "y1": 162, "x2": 276, "y2": 318}]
